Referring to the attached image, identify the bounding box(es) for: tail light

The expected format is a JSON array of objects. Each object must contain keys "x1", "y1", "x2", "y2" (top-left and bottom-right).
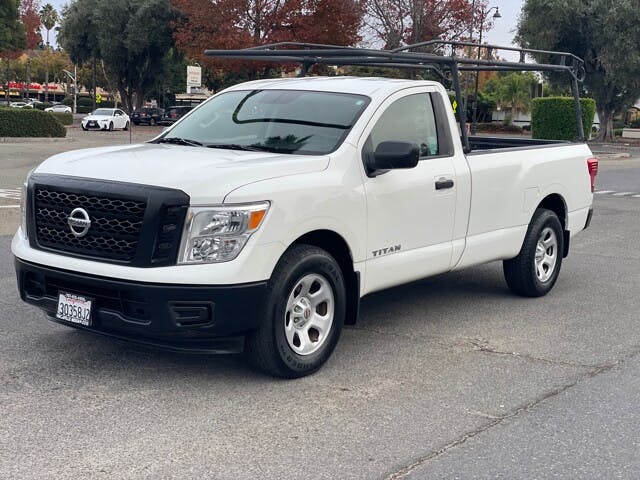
[{"x1": 587, "y1": 157, "x2": 598, "y2": 192}]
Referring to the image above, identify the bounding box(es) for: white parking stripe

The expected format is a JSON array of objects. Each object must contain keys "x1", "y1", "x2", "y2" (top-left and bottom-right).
[
  {"x1": 594, "y1": 190, "x2": 615, "y2": 194},
  {"x1": 0, "y1": 188, "x2": 21, "y2": 200},
  {"x1": 611, "y1": 192, "x2": 637, "y2": 196},
  {"x1": 0, "y1": 205, "x2": 20, "y2": 209}
]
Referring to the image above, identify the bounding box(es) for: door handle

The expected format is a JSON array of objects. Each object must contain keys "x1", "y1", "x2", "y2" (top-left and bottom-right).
[{"x1": 435, "y1": 178, "x2": 454, "y2": 190}]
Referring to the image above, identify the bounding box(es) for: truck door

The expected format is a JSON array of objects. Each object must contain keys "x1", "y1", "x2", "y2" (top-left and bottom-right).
[{"x1": 360, "y1": 89, "x2": 458, "y2": 294}]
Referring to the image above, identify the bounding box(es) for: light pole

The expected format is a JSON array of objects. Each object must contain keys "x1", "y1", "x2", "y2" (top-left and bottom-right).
[
  {"x1": 62, "y1": 67, "x2": 78, "y2": 114},
  {"x1": 470, "y1": 5, "x2": 501, "y2": 135}
]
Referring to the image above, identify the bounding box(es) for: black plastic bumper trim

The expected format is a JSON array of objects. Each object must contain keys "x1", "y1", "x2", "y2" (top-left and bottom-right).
[
  {"x1": 15, "y1": 257, "x2": 268, "y2": 349},
  {"x1": 584, "y1": 207, "x2": 594, "y2": 230}
]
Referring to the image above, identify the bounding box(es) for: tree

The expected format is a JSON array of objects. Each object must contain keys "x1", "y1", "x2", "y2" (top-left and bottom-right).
[
  {"x1": 38, "y1": 3, "x2": 58, "y2": 101},
  {"x1": 1, "y1": 0, "x2": 26, "y2": 101},
  {"x1": 172, "y1": 0, "x2": 363, "y2": 88},
  {"x1": 517, "y1": 0, "x2": 640, "y2": 141},
  {"x1": 364, "y1": 0, "x2": 482, "y2": 50},
  {"x1": 484, "y1": 72, "x2": 537, "y2": 124},
  {"x1": 0, "y1": 0, "x2": 25, "y2": 53},
  {"x1": 20, "y1": 0, "x2": 42, "y2": 49},
  {"x1": 59, "y1": 0, "x2": 177, "y2": 112},
  {"x1": 38, "y1": 3, "x2": 57, "y2": 46},
  {"x1": 58, "y1": 0, "x2": 101, "y2": 109}
]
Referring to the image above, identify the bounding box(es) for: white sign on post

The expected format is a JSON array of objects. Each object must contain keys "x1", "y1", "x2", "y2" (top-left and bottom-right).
[{"x1": 186, "y1": 66, "x2": 202, "y2": 88}]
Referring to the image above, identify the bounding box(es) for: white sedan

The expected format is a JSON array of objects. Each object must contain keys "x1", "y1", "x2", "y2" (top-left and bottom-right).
[
  {"x1": 9, "y1": 102, "x2": 34, "y2": 109},
  {"x1": 45, "y1": 104, "x2": 72, "y2": 114},
  {"x1": 81, "y1": 108, "x2": 130, "y2": 131}
]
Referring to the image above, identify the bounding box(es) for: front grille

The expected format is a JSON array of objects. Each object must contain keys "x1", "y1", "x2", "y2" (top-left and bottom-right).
[
  {"x1": 28, "y1": 175, "x2": 190, "y2": 267},
  {"x1": 34, "y1": 187, "x2": 147, "y2": 262}
]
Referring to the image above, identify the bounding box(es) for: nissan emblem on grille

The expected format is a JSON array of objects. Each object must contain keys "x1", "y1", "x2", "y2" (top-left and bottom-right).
[{"x1": 67, "y1": 208, "x2": 92, "y2": 238}]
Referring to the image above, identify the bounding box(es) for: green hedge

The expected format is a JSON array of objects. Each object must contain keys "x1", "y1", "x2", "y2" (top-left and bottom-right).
[
  {"x1": 531, "y1": 97, "x2": 596, "y2": 141},
  {"x1": 48, "y1": 112, "x2": 73, "y2": 125},
  {"x1": 476, "y1": 122, "x2": 524, "y2": 133},
  {"x1": 0, "y1": 108, "x2": 66, "y2": 137},
  {"x1": 62, "y1": 96, "x2": 115, "y2": 111}
]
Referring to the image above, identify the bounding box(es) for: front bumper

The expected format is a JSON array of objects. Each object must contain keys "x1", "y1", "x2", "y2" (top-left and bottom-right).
[
  {"x1": 82, "y1": 121, "x2": 109, "y2": 130},
  {"x1": 15, "y1": 257, "x2": 267, "y2": 352}
]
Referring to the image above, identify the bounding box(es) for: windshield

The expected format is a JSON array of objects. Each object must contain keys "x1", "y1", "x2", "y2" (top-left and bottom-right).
[
  {"x1": 93, "y1": 109, "x2": 113, "y2": 116},
  {"x1": 160, "y1": 89, "x2": 370, "y2": 155}
]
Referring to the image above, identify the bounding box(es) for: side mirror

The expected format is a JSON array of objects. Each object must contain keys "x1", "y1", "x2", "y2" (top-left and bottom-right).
[{"x1": 367, "y1": 141, "x2": 419, "y2": 174}]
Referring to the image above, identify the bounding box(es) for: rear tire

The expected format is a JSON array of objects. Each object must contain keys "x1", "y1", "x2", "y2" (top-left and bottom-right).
[
  {"x1": 503, "y1": 208, "x2": 564, "y2": 297},
  {"x1": 150, "y1": 118, "x2": 156, "y2": 126},
  {"x1": 124, "y1": 121, "x2": 129, "y2": 131},
  {"x1": 246, "y1": 244, "x2": 346, "y2": 378}
]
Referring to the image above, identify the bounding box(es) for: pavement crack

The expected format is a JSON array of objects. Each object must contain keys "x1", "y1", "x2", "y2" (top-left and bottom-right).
[
  {"x1": 384, "y1": 346, "x2": 640, "y2": 480},
  {"x1": 467, "y1": 339, "x2": 597, "y2": 369}
]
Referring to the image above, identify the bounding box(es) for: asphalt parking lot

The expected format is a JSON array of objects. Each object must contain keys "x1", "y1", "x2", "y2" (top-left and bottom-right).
[{"x1": 1, "y1": 130, "x2": 639, "y2": 479}]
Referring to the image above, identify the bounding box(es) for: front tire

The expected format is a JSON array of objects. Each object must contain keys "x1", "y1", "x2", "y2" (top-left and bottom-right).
[
  {"x1": 246, "y1": 244, "x2": 346, "y2": 378},
  {"x1": 108, "y1": 122, "x2": 113, "y2": 131},
  {"x1": 124, "y1": 121, "x2": 129, "y2": 131},
  {"x1": 503, "y1": 208, "x2": 564, "y2": 297}
]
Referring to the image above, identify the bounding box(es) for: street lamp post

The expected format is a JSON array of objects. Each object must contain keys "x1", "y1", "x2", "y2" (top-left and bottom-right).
[
  {"x1": 470, "y1": 5, "x2": 501, "y2": 135},
  {"x1": 62, "y1": 67, "x2": 77, "y2": 114}
]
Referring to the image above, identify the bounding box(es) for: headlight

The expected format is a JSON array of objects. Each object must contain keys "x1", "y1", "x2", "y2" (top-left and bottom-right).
[{"x1": 178, "y1": 202, "x2": 270, "y2": 264}]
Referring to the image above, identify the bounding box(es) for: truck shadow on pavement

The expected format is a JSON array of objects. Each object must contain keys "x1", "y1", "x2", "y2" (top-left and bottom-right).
[{"x1": 14, "y1": 262, "x2": 513, "y2": 385}]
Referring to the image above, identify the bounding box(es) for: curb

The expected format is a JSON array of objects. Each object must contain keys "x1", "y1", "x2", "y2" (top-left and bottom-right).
[
  {"x1": 594, "y1": 152, "x2": 632, "y2": 160},
  {"x1": 0, "y1": 137, "x2": 76, "y2": 144}
]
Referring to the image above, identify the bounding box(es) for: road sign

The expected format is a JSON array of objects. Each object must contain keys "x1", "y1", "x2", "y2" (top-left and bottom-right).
[{"x1": 187, "y1": 66, "x2": 202, "y2": 88}]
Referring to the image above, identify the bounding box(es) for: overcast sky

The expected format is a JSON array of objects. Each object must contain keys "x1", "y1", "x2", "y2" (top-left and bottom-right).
[{"x1": 45, "y1": 0, "x2": 525, "y2": 58}]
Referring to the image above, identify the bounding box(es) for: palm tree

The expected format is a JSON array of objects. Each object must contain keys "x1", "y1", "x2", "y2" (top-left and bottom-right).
[
  {"x1": 39, "y1": 3, "x2": 59, "y2": 47},
  {"x1": 39, "y1": 3, "x2": 59, "y2": 101},
  {"x1": 496, "y1": 73, "x2": 534, "y2": 124}
]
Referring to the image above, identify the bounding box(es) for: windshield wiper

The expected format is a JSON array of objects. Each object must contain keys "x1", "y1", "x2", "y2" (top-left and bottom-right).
[
  {"x1": 205, "y1": 143, "x2": 266, "y2": 152},
  {"x1": 156, "y1": 137, "x2": 203, "y2": 147}
]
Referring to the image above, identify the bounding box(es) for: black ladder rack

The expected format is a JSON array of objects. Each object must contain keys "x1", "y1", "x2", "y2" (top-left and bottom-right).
[{"x1": 205, "y1": 40, "x2": 587, "y2": 152}]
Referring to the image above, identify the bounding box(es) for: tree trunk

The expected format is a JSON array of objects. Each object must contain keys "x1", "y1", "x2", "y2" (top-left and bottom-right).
[
  {"x1": 596, "y1": 107, "x2": 614, "y2": 142},
  {"x1": 4, "y1": 59, "x2": 10, "y2": 103}
]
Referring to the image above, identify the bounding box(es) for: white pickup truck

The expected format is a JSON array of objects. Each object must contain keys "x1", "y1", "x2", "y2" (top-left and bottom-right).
[{"x1": 13, "y1": 75, "x2": 597, "y2": 377}]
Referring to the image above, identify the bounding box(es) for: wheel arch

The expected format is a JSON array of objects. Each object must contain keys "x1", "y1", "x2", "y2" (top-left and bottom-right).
[
  {"x1": 535, "y1": 193, "x2": 570, "y2": 257},
  {"x1": 290, "y1": 229, "x2": 360, "y2": 326}
]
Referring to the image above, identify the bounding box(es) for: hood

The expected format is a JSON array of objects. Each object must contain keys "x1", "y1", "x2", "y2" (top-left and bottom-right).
[
  {"x1": 83, "y1": 114, "x2": 112, "y2": 121},
  {"x1": 34, "y1": 143, "x2": 330, "y2": 204}
]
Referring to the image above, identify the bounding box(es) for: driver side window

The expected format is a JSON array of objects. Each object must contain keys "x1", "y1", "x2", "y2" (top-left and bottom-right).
[{"x1": 369, "y1": 93, "x2": 439, "y2": 158}]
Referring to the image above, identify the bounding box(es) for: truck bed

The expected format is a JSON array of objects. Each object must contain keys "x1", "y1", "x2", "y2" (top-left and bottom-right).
[{"x1": 467, "y1": 136, "x2": 570, "y2": 154}]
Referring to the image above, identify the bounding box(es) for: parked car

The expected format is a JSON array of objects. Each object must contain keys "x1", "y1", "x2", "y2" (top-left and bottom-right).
[
  {"x1": 9, "y1": 102, "x2": 34, "y2": 109},
  {"x1": 81, "y1": 108, "x2": 130, "y2": 131},
  {"x1": 45, "y1": 104, "x2": 72, "y2": 114},
  {"x1": 131, "y1": 107, "x2": 163, "y2": 126},
  {"x1": 159, "y1": 106, "x2": 193, "y2": 125}
]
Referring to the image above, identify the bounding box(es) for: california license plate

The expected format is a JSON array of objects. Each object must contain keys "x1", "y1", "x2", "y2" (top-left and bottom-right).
[{"x1": 56, "y1": 292, "x2": 92, "y2": 326}]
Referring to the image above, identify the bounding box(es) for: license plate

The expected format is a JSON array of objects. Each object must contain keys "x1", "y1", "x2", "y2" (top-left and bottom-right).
[{"x1": 56, "y1": 292, "x2": 92, "y2": 326}]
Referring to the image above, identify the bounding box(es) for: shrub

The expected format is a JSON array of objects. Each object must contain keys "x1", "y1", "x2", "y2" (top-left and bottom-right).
[
  {"x1": 34, "y1": 102, "x2": 55, "y2": 111},
  {"x1": 476, "y1": 122, "x2": 524, "y2": 134},
  {"x1": 48, "y1": 112, "x2": 73, "y2": 125},
  {"x1": 0, "y1": 108, "x2": 66, "y2": 137},
  {"x1": 630, "y1": 118, "x2": 640, "y2": 129},
  {"x1": 65, "y1": 96, "x2": 115, "y2": 110},
  {"x1": 531, "y1": 97, "x2": 596, "y2": 140},
  {"x1": 614, "y1": 128, "x2": 623, "y2": 137}
]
